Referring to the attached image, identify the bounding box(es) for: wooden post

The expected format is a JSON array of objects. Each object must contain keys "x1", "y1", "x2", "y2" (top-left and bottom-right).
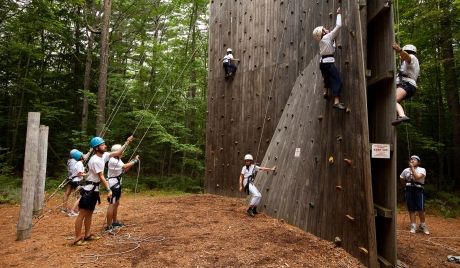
[
  {"x1": 17, "y1": 112, "x2": 40, "y2": 241},
  {"x1": 33, "y1": 125, "x2": 49, "y2": 216}
]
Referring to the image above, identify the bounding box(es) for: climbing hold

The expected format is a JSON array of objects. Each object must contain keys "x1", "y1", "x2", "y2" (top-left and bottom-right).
[
  {"x1": 336, "y1": 135, "x2": 342, "y2": 141},
  {"x1": 267, "y1": 117, "x2": 271, "y2": 121},
  {"x1": 359, "y1": 247, "x2": 369, "y2": 254},
  {"x1": 346, "y1": 108, "x2": 351, "y2": 113},
  {"x1": 318, "y1": 115, "x2": 323, "y2": 121},
  {"x1": 344, "y1": 158, "x2": 353, "y2": 166},
  {"x1": 216, "y1": 184, "x2": 220, "y2": 188},
  {"x1": 335, "y1": 185, "x2": 343, "y2": 190},
  {"x1": 328, "y1": 156, "x2": 334, "y2": 165},
  {"x1": 309, "y1": 202, "x2": 315, "y2": 208},
  {"x1": 345, "y1": 214, "x2": 355, "y2": 221},
  {"x1": 334, "y1": 237, "x2": 342, "y2": 247},
  {"x1": 234, "y1": 141, "x2": 238, "y2": 145}
]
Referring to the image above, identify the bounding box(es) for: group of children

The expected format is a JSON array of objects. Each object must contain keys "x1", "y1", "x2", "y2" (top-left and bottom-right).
[
  {"x1": 224, "y1": 7, "x2": 420, "y2": 125},
  {"x1": 63, "y1": 135, "x2": 140, "y2": 246}
]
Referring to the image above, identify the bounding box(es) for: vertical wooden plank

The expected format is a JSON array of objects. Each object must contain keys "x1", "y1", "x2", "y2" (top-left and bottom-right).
[
  {"x1": 17, "y1": 112, "x2": 40, "y2": 241},
  {"x1": 33, "y1": 125, "x2": 49, "y2": 216}
]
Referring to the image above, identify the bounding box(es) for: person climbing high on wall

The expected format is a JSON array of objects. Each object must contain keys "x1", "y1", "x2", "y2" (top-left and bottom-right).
[
  {"x1": 399, "y1": 155, "x2": 429, "y2": 235},
  {"x1": 73, "y1": 135, "x2": 134, "y2": 246},
  {"x1": 105, "y1": 144, "x2": 140, "y2": 232},
  {"x1": 238, "y1": 154, "x2": 276, "y2": 217},
  {"x1": 312, "y1": 7, "x2": 346, "y2": 110},
  {"x1": 223, "y1": 48, "x2": 240, "y2": 78},
  {"x1": 391, "y1": 43, "x2": 420, "y2": 126}
]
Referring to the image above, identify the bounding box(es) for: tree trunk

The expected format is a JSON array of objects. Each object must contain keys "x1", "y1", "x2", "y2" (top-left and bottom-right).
[
  {"x1": 439, "y1": 0, "x2": 460, "y2": 189},
  {"x1": 96, "y1": 0, "x2": 112, "y2": 135}
]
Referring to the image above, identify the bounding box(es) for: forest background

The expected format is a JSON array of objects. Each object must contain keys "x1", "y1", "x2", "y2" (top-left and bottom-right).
[{"x1": 0, "y1": 0, "x2": 459, "y2": 215}]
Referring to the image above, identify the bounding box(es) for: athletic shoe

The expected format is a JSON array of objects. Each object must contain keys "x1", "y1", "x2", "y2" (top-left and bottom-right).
[
  {"x1": 419, "y1": 224, "x2": 430, "y2": 235},
  {"x1": 247, "y1": 208, "x2": 255, "y2": 217},
  {"x1": 391, "y1": 116, "x2": 410, "y2": 126},
  {"x1": 409, "y1": 224, "x2": 417, "y2": 234},
  {"x1": 67, "y1": 211, "x2": 79, "y2": 217},
  {"x1": 252, "y1": 207, "x2": 259, "y2": 215},
  {"x1": 333, "y1": 103, "x2": 346, "y2": 110},
  {"x1": 112, "y1": 221, "x2": 124, "y2": 227}
]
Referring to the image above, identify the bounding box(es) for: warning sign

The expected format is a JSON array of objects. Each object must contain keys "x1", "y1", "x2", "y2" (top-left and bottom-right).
[
  {"x1": 371, "y1": 144, "x2": 390, "y2": 159},
  {"x1": 294, "y1": 148, "x2": 301, "y2": 158}
]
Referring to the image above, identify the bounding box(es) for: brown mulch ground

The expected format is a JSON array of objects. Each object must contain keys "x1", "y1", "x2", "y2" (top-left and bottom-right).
[{"x1": 0, "y1": 194, "x2": 458, "y2": 267}]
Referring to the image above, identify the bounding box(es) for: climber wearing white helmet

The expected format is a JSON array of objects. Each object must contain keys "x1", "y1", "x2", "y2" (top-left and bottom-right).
[
  {"x1": 238, "y1": 154, "x2": 276, "y2": 217},
  {"x1": 312, "y1": 7, "x2": 346, "y2": 110},
  {"x1": 222, "y1": 47, "x2": 240, "y2": 78},
  {"x1": 391, "y1": 43, "x2": 420, "y2": 126}
]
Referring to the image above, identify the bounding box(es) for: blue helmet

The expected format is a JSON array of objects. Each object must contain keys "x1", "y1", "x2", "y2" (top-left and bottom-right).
[
  {"x1": 90, "y1": 136, "x2": 105, "y2": 149},
  {"x1": 70, "y1": 150, "x2": 83, "y2": 161},
  {"x1": 69, "y1": 149, "x2": 78, "y2": 158}
]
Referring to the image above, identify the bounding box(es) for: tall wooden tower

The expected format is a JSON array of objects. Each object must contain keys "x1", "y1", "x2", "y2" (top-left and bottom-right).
[{"x1": 206, "y1": 1, "x2": 397, "y2": 266}]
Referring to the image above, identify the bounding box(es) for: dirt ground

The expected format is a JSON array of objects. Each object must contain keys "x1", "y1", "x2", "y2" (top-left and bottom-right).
[{"x1": 0, "y1": 194, "x2": 458, "y2": 267}]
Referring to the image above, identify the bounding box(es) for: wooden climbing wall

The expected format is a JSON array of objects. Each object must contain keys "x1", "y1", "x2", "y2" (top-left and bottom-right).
[{"x1": 206, "y1": 0, "x2": 396, "y2": 267}]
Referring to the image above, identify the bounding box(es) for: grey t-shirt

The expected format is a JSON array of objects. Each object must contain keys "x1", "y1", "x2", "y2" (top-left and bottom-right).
[
  {"x1": 397, "y1": 54, "x2": 419, "y2": 87},
  {"x1": 400, "y1": 166, "x2": 426, "y2": 185}
]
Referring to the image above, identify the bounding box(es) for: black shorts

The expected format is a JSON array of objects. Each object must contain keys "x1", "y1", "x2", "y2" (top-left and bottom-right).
[
  {"x1": 319, "y1": 62, "x2": 342, "y2": 97},
  {"x1": 107, "y1": 187, "x2": 122, "y2": 204},
  {"x1": 78, "y1": 190, "x2": 100, "y2": 211},
  {"x1": 397, "y1": 81, "x2": 416, "y2": 99},
  {"x1": 405, "y1": 186, "x2": 425, "y2": 212}
]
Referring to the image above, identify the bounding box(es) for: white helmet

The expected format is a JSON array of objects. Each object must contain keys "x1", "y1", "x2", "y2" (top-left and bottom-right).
[
  {"x1": 227, "y1": 48, "x2": 232, "y2": 53},
  {"x1": 244, "y1": 154, "x2": 253, "y2": 161},
  {"x1": 312, "y1": 26, "x2": 324, "y2": 41},
  {"x1": 402, "y1": 44, "x2": 417, "y2": 54},
  {"x1": 111, "y1": 144, "x2": 122, "y2": 152}
]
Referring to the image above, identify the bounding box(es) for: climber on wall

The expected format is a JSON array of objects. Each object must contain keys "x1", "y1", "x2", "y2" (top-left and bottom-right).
[
  {"x1": 312, "y1": 7, "x2": 346, "y2": 110},
  {"x1": 223, "y1": 48, "x2": 240, "y2": 78},
  {"x1": 391, "y1": 43, "x2": 420, "y2": 126}
]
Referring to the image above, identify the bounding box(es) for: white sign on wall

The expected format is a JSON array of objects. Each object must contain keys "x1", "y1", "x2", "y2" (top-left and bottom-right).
[
  {"x1": 294, "y1": 148, "x2": 301, "y2": 158},
  {"x1": 371, "y1": 144, "x2": 391, "y2": 159}
]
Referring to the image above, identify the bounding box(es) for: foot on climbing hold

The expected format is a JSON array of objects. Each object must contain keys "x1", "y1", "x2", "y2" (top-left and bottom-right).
[
  {"x1": 391, "y1": 116, "x2": 410, "y2": 126},
  {"x1": 333, "y1": 103, "x2": 346, "y2": 110}
]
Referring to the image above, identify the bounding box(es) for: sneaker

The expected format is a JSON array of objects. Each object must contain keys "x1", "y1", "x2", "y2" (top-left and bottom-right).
[
  {"x1": 105, "y1": 225, "x2": 114, "y2": 233},
  {"x1": 112, "y1": 221, "x2": 124, "y2": 228},
  {"x1": 333, "y1": 103, "x2": 346, "y2": 110},
  {"x1": 419, "y1": 224, "x2": 430, "y2": 235},
  {"x1": 246, "y1": 208, "x2": 255, "y2": 217},
  {"x1": 67, "y1": 211, "x2": 79, "y2": 217},
  {"x1": 252, "y1": 207, "x2": 259, "y2": 215},
  {"x1": 391, "y1": 116, "x2": 410, "y2": 126},
  {"x1": 409, "y1": 224, "x2": 416, "y2": 234}
]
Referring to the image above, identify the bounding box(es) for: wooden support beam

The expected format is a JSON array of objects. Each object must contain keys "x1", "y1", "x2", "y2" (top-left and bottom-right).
[
  {"x1": 33, "y1": 125, "x2": 49, "y2": 216},
  {"x1": 374, "y1": 204, "x2": 392, "y2": 218},
  {"x1": 378, "y1": 255, "x2": 393, "y2": 267},
  {"x1": 367, "y1": 70, "x2": 394, "y2": 88},
  {"x1": 17, "y1": 112, "x2": 40, "y2": 241},
  {"x1": 367, "y1": 0, "x2": 391, "y2": 23}
]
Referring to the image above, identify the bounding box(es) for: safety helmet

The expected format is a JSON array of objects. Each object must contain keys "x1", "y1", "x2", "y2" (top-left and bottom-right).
[
  {"x1": 111, "y1": 144, "x2": 122, "y2": 152},
  {"x1": 89, "y1": 136, "x2": 105, "y2": 149},
  {"x1": 69, "y1": 149, "x2": 78, "y2": 158},
  {"x1": 402, "y1": 44, "x2": 417, "y2": 54},
  {"x1": 227, "y1": 48, "x2": 232, "y2": 53},
  {"x1": 410, "y1": 155, "x2": 421, "y2": 162},
  {"x1": 312, "y1": 26, "x2": 324, "y2": 41},
  {"x1": 70, "y1": 150, "x2": 83, "y2": 161},
  {"x1": 244, "y1": 154, "x2": 253, "y2": 161}
]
